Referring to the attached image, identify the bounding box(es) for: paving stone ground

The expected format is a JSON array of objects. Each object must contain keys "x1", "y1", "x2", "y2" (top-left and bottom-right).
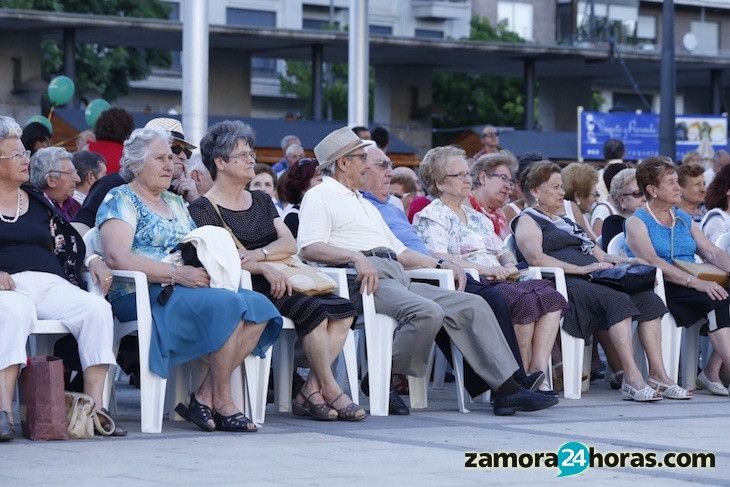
[{"x1": 1, "y1": 380, "x2": 728, "y2": 486}]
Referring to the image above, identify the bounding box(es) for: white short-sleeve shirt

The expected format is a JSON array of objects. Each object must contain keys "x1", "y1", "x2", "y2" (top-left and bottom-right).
[{"x1": 297, "y1": 176, "x2": 407, "y2": 255}]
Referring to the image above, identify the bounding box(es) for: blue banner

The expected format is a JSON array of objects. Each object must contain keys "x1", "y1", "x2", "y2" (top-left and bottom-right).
[{"x1": 579, "y1": 111, "x2": 728, "y2": 161}]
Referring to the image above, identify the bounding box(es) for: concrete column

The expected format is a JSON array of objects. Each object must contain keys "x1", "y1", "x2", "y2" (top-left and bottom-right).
[
  {"x1": 209, "y1": 49, "x2": 251, "y2": 117},
  {"x1": 711, "y1": 69, "x2": 722, "y2": 114},
  {"x1": 524, "y1": 58, "x2": 535, "y2": 130},
  {"x1": 348, "y1": 0, "x2": 369, "y2": 126},
  {"x1": 182, "y1": 0, "x2": 209, "y2": 149},
  {"x1": 63, "y1": 28, "x2": 76, "y2": 107},
  {"x1": 312, "y1": 44, "x2": 323, "y2": 121}
]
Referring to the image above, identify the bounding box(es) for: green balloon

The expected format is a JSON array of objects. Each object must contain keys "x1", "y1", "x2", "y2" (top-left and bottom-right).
[
  {"x1": 85, "y1": 99, "x2": 111, "y2": 128},
  {"x1": 25, "y1": 115, "x2": 52, "y2": 135},
  {"x1": 47, "y1": 75, "x2": 75, "y2": 106}
]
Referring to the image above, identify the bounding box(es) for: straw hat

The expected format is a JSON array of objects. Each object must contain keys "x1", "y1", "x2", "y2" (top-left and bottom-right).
[
  {"x1": 144, "y1": 117, "x2": 197, "y2": 149},
  {"x1": 314, "y1": 126, "x2": 371, "y2": 168}
]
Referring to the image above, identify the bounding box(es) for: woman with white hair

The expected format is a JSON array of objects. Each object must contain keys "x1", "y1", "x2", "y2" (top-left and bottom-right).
[
  {"x1": 97, "y1": 127, "x2": 282, "y2": 432},
  {"x1": 0, "y1": 115, "x2": 123, "y2": 441},
  {"x1": 600, "y1": 168, "x2": 647, "y2": 250},
  {"x1": 29, "y1": 147, "x2": 82, "y2": 220}
]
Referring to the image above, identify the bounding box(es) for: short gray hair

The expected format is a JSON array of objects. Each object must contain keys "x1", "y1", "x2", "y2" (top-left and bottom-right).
[
  {"x1": 280, "y1": 134, "x2": 300, "y2": 151},
  {"x1": 419, "y1": 146, "x2": 466, "y2": 198},
  {"x1": 120, "y1": 127, "x2": 171, "y2": 182},
  {"x1": 200, "y1": 120, "x2": 256, "y2": 180},
  {"x1": 30, "y1": 147, "x2": 72, "y2": 190},
  {"x1": 609, "y1": 168, "x2": 637, "y2": 212},
  {"x1": 286, "y1": 143, "x2": 304, "y2": 157},
  {"x1": 0, "y1": 116, "x2": 22, "y2": 142},
  {"x1": 186, "y1": 151, "x2": 208, "y2": 175},
  {"x1": 319, "y1": 163, "x2": 335, "y2": 177}
]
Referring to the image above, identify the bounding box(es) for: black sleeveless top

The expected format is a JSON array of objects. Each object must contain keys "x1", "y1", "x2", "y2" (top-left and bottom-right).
[{"x1": 514, "y1": 212, "x2": 597, "y2": 267}]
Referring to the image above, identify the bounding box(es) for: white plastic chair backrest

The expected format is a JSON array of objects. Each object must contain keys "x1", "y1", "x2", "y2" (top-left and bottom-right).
[
  {"x1": 82, "y1": 227, "x2": 103, "y2": 258},
  {"x1": 715, "y1": 232, "x2": 730, "y2": 254},
  {"x1": 505, "y1": 234, "x2": 516, "y2": 253},
  {"x1": 606, "y1": 232, "x2": 626, "y2": 256}
]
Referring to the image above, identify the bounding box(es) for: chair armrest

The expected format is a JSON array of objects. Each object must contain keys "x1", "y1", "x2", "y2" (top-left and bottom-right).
[
  {"x1": 526, "y1": 266, "x2": 568, "y2": 300},
  {"x1": 464, "y1": 268, "x2": 479, "y2": 280},
  {"x1": 405, "y1": 268, "x2": 455, "y2": 291},
  {"x1": 240, "y1": 270, "x2": 253, "y2": 290},
  {"x1": 316, "y1": 266, "x2": 352, "y2": 299}
]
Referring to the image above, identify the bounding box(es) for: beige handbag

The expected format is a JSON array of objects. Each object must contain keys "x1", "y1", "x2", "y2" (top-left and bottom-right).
[
  {"x1": 64, "y1": 392, "x2": 96, "y2": 439},
  {"x1": 206, "y1": 196, "x2": 337, "y2": 296}
]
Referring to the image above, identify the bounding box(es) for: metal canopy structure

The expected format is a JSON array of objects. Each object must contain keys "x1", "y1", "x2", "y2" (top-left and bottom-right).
[{"x1": 0, "y1": 8, "x2": 727, "y2": 91}]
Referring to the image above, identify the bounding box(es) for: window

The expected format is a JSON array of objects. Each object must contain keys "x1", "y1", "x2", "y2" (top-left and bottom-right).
[
  {"x1": 636, "y1": 15, "x2": 656, "y2": 41},
  {"x1": 691, "y1": 21, "x2": 719, "y2": 55},
  {"x1": 251, "y1": 57, "x2": 278, "y2": 78},
  {"x1": 303, "y1": 18, "x2": 335, "y2": 30},
  {"x1": 497, "y1": 2, "x2": 533, "y2": 41},
  {"x1": 226, "y1": 8, "x2": 276, "y2": 28},
  {"x1": 369, "y1": 25, "x2": 393, "y2": 36},
  {"x1": 415, "y1": 29, "x2": 444, "y2": 39}
]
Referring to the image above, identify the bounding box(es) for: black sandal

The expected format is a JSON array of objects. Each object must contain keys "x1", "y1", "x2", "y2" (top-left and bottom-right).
[
  {"x1": 175, "y1": 393, "x2": 214, "y2": 432},
  {"x1": 213, "y1": 411, "x2": 257, "y2": 432},
  {"x1": 327, "y1": 392, "x2": 367, "y2": 421},
  {"x1": 292, "y1": 390, "x2": 337, "y2": 421}
]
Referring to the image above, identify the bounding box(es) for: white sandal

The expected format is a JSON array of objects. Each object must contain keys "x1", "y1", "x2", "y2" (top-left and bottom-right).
[
  {"x1": 647, "y1": 377, "x2": 692, "y2": 400},
  {"x1": 621, "y1": 381, "x2": 662, "y2": 402},
  {"x1": 697, "y1": 371, "x2": 729, "y2": 396}
]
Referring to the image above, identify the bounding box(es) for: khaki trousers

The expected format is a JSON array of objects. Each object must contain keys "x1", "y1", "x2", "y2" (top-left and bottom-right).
[{"x1": 350, "y1": 257, "x2": 518, "y2": 389}]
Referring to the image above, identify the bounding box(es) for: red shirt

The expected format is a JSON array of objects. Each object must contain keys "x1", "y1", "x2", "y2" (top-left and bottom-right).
[
  {"x1": 88, "y1": 140, "x2": 123, "y2": 174},
  {"x1": 407, "y1": 196, "x2": 432, "y2": 223}
]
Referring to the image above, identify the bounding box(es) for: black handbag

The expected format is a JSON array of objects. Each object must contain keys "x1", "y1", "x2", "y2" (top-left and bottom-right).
[{"x1": 587, "y1": 264, "x2": 656, "y2": 294}]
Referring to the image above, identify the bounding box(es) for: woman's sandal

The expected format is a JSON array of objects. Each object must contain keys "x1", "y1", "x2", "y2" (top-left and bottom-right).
[
  {"x1": 327, "y1": 392, "x2": 367, "y2": 421},
  {"x1": 175, "y1": 393, "x2": 215, "y2": 432},
  {"x1": 213, "y1": 411, "x2": 257, "y2": 432},
  {"x1": 292, "y1": 390, "x2": 337, "y2": 421},
  {"x1": 621, "y1": 381, "x2": 663, "y2": 402},
  {"x1": 93, "y1": 407, "x2": 128, "y2": 437},
  {"x1": 648, "y1": 377, "x2": 692, "y2": 400}
]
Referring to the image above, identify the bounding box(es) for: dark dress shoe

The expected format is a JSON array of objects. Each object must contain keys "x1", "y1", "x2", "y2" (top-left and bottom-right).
[
  {"x1": 388, "y1": 390, "x2": 410, "y2": 416},
  {"x1": 493, "y1": 387, "x2": 559, "y2": 416},
  {"x1": 0, "y1": 411, "x2": 15, "y2": 441}
]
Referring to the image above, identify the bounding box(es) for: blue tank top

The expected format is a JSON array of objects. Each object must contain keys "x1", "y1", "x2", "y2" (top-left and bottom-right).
[{"x1": 627, "y1": 207, "x2": 696, "y2": 263}]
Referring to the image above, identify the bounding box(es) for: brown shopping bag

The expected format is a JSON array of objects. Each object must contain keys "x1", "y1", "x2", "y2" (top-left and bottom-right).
[{"x1": 20, "y1": 356, "x2": 68, "y2": 440}]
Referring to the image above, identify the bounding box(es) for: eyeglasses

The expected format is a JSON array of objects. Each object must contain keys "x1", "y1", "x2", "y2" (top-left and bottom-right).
[
  {"x1": 481, "y1": 131, "x2": 500, "y2": 138},
  {"x1": 622, "y1": 191, "x2": 645, "y2": 199},
  {"x1": 344, "y1": 153, "x2": 367, "y2": 162},
  {"x1": 373, "y1": 159, "x2": 393, "y2": 170},
  {"x1": 229, "y1": 150, "x2": 257, "y2": 162},
  {"x1": 0, "y1": 150, "x2": 30, "y2": 161},
  {"x1": 171, "y1": 145, "x2": 192, "y2": 159},
  {"x1": 484, "y1": 172, "x2": 514, "y2": 185},
  {"x1": 47, "y1": 169, "x2": 78, "y2": 178},
  {"x1": 445, "y1": 172, "x2": 472, "y2": 180}
]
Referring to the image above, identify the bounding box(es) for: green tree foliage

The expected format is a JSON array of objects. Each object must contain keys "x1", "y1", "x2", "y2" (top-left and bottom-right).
[
  {"x1": 1, "y1": 0, "x2": 172, "y2": 101},
  {"x1": 279, "y1": 60, "x2": 374, "y2": 120},
  {"x1": 432, "y1": 16, "x2": 527, "y2": 129}
]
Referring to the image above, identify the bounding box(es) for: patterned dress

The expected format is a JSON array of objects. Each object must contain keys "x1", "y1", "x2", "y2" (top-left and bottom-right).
[
  {"x1": 97, "y1": 185, "x2": 282, "y2": 378},
  {"x1": 188, "y1": 191, "x2": 356, "y2": 337},
  {"x1": 413, "y1": 198, "x2": 566, "y2": 325}
]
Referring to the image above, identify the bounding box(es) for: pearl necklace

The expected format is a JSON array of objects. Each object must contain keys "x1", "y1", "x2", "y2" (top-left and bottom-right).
[{"x1": 0, "y1": 189, "x2": 21, "y2": 224}]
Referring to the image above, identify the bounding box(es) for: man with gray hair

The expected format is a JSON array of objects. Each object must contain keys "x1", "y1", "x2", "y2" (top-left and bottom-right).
[
  {"x1": 298, "y1": 127, "x2": 558, "y2": 416},
  {"x1": 705, "y1": 150, "x2": 730, "y2": 187},
  {"x1": 272, "y1": 134, "x2": 302, "y2": 174},
  {"x1": 186, "y1": 152, "x2": 214, "y2": 196},
  {"x1": 29, "y1": 147, "x2": 81, "y2": 220},
  {"x1": 71, "y1": 150, "x2": 107, "y2": 205}
]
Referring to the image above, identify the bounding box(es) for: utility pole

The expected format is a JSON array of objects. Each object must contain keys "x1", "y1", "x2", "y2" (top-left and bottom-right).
[
  {"x1": 659, "y1": 0, "x2": 675, "y2": 158},
  {"x1": 347, "y1": 0, "x2": 369, "y2": 127}
]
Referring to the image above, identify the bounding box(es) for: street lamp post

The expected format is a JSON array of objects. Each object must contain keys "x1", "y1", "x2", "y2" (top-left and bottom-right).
[{"x1": 659, "y1": 0, "x2": 675, "y2": 158}]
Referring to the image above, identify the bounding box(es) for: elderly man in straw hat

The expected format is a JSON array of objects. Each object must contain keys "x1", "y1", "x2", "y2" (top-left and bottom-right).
[{"x1": 297, "y1": 127, "x2": 558, "y2": 416}]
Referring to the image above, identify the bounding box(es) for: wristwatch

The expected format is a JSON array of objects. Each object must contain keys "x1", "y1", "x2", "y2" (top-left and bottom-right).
[{"x1": 261, "y1": 248, "x2": 270, "y2": 261}]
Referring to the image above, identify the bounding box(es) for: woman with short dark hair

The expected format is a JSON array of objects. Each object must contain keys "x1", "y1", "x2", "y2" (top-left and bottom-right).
[
  {"x1": 626, "y1": 156, "x2": 730, "y2": 396},
  {"x1": 677, "y1": 163, "x2": 707, "y2": 222}
]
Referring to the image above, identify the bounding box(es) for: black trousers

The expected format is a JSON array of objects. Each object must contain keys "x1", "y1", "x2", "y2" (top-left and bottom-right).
[{"x1": 434, "y1": 275, "x2": 525, "y2": 397}]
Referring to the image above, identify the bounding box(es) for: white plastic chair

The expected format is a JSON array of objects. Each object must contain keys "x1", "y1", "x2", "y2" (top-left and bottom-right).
[
  {"x1": 505, "y1": 234, "x2": 583, "y2": 399},
  {"x1": 270, "y1": 267, "x2": 359, "y2": 414},
  {"x1": 714, "y1": 232, "x2": 730, "y2": 253}
]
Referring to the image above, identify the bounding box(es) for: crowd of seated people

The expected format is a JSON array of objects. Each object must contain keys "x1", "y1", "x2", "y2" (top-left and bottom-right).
[{"x1": 6, "y1": 112, "x2": 730, "y2": 445}]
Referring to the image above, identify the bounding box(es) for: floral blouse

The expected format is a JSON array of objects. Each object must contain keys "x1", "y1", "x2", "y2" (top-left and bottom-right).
[
  {"x1": 413, "y1": 198, "x2": 509, "y2": 267},
  {"x1": 96, "y1": 184, "x2": 196, "y2": 300}
]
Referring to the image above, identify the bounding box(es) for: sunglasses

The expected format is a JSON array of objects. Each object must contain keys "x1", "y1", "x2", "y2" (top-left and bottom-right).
[
  {"x1": 171, "y1": 145, "x2": 192, "y2": 159},
  {"x1": 622, "y1": 191, "x2": 645, "y2": 199}
]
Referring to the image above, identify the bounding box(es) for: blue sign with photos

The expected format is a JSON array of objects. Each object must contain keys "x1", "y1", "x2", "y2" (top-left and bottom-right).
[{"x1": 579, "y1": 110, "x2": 728, "y2": 161}]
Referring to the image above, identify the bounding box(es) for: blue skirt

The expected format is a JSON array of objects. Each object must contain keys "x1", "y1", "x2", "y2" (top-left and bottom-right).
[{"x1": 111, "y1": 285, "x2": 283, "y2": 379}]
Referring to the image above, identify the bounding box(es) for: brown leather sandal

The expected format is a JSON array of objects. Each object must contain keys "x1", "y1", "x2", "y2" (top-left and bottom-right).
[
  {"x1": 292, "y1": 390, "x2": 337, "y2": 421},
  {"x1": 327, "y1": 393, "x2": 367, "y2": 421}
]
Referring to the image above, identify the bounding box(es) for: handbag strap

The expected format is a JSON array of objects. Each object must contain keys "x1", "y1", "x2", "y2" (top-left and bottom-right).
[{"x1": 204, "y1": 196, "x2": 247, "y2": 252}]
